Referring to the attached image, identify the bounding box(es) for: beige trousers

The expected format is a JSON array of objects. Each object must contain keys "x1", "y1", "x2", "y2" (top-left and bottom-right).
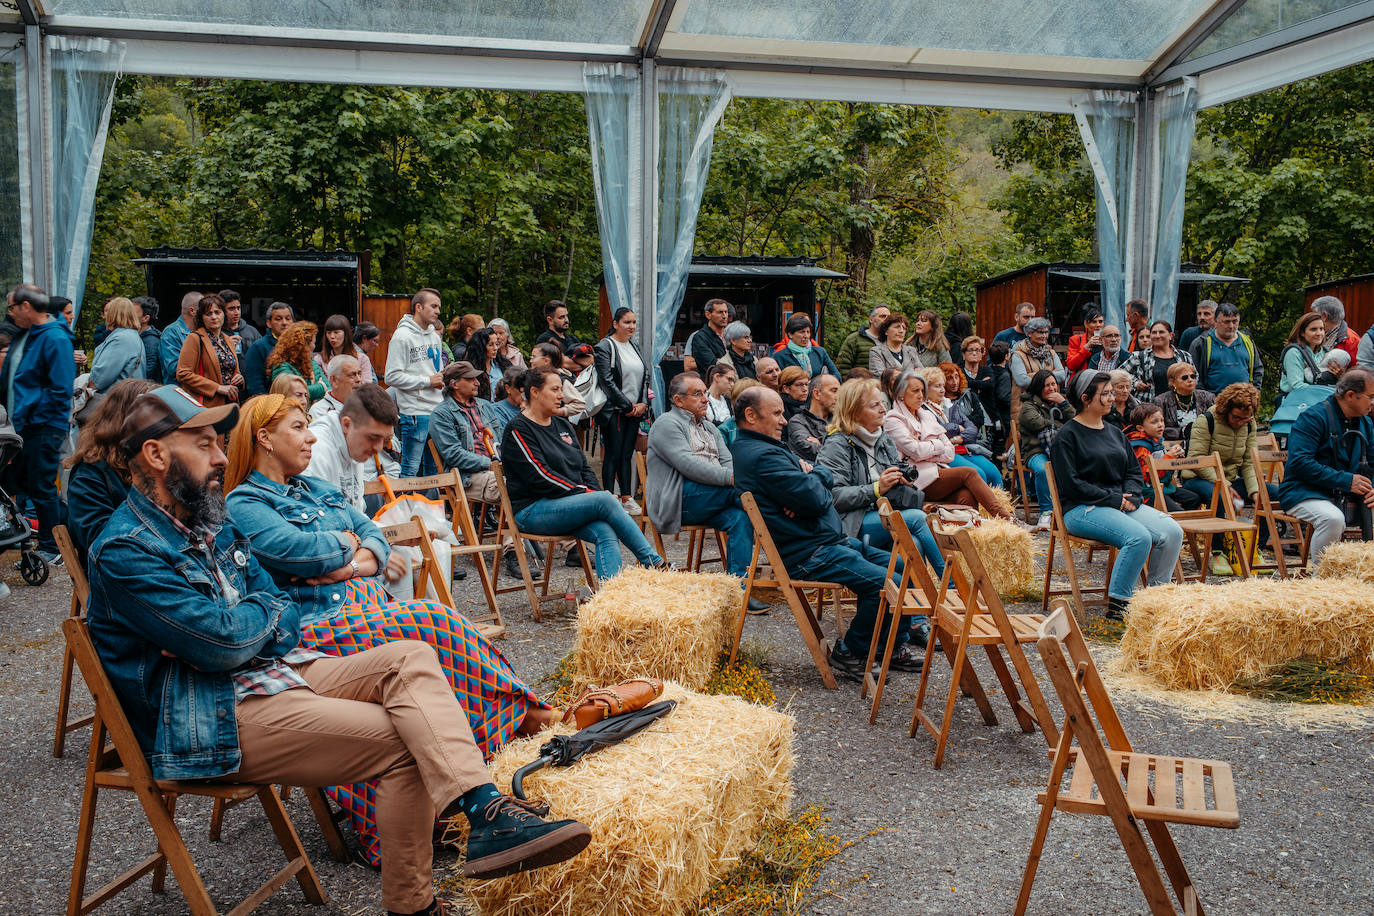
[{"x1": 231, "y1": 640, "x2": 490, "y2": 913}]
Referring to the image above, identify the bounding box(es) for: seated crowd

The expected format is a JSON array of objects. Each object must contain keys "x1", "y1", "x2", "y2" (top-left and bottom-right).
[{"x1": 3, "y1": 281, "x2": 1374, "y2": 912}]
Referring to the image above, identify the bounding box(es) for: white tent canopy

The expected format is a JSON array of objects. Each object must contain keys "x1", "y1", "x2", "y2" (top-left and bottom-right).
[{"x1": 3, "y1": 0, "x2": 1374, "y2": 349}]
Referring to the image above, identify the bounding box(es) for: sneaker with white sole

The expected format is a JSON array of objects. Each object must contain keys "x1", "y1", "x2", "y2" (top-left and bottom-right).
[
  {"x1": 1035, "y1": 513, "x2": 1052, "y2": 532},
  {"x1": 619, "y1": 497, "x2": 643, "y2": 516}
]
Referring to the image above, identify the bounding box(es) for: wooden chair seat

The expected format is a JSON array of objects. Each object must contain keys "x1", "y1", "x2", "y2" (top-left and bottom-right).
[
  {"x1": 932, "y1": 605, "x2": 1044, "y2": 644},
  {"x1": 1148, "y1": 452, "x2": 1257, "y2": 582},
  {"x1": 1042, "y1": 748, "x2": 1239, "y2": 829}
]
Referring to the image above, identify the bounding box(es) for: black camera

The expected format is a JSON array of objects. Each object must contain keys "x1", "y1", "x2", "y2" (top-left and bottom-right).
[{"x1": 898, "y1": 463, "x2": 921, "y2": 483}]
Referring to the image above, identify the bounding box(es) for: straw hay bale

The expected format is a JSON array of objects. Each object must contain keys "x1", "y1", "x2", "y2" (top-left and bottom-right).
[
  {"x1": 942, "y1": 518, "x2": 1035, "y2": 598},
  {"x1": 1118, "y1": 579, "x2": 1374, "y2": 691},
  {"x1": 1315, "y1": 542, "x2": 1374, "y2": 583},
  {"x1": 463, "y1": 682, "x2": 795, "y2": 916},
  {"x1": 982, "y1": 486, "x2": 1016, "y2": 520},
  {"x1": 574, "y1": 567, "x2": 743, "y2": 691}
]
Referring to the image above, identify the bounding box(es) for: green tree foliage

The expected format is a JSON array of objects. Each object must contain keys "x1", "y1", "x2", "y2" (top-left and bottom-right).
[
  {"x1": 85, "y1": 78, "x2": 601, "y2": 347},
  {"x1": 696, "y1": 98, "x2": 955, "y2": 333}
]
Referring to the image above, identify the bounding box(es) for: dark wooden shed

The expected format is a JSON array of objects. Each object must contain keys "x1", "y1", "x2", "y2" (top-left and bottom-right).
[
  {"x1": 975, "y1": 261, "x2": 1248, "y2": 345},
  {"x1": 1305, "y1": 274, "x2": 1374, "y2": 337}
]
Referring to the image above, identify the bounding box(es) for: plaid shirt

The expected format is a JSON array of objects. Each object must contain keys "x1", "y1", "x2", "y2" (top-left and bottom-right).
[{"x1": 147, "y1": 501, "x2": 324, "y2": 703}]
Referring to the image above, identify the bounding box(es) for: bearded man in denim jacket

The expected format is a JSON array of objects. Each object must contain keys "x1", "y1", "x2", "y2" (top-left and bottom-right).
[{"x1": 86, "y1": 385, "x2": 589, "y2": 916}]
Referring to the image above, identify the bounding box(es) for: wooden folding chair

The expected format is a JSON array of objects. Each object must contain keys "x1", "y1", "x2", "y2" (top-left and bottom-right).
[
  {"x1": 1007, "y1": 423, "x2": 1038, "y2": 524},
  {"x1": 860, "y1": 502, "x2": 936, "y2": 722},
  {"x1": 1149, "y1": 452, "x2": 1257, "y2": 582},
  {"x1": 634, "y1": 451, "x2": 726, "y2": 573},
  {"x1": 1041, "y1": 466, "x2": 1120, "y2": 619},
  {"x1": 728, "y1": 491, "x2": 846, "y2": 690},
  {"x1": 1016, "y1": 601, "x2": 1239, "y2": 916},
  {"x1": 489, "y1": 461, "x2": 597, "y2": 621},
  {"x1": 365, "y1": 469, "x2": 507, "y2": 636},
  {"x1": 53, "y1": 525, "x2": 95, "y2": 758},
  {"x1": 62, "y1": 617, "x2": 327, "y2": 916},
  {"x1": 429, "y1": 439, "x2": 504, "y2": 547},
  {"x1": 378, "y1": 513, "x2": 506, "y2": 640},
  {"x1": 907, "y1": 524, "x2": 1057, "y2": 767},
  {"x1": 1250, "y1": 445, "x2": 1312, "y2": 578}
]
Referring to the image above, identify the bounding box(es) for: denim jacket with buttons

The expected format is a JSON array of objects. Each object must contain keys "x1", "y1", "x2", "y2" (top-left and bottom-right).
[
  {"x1": 86, "y1": 486, "x2": 302, "y2": 781},
  {"x1": 225, "y1": 470, "x2": 391, "y2": 626}
]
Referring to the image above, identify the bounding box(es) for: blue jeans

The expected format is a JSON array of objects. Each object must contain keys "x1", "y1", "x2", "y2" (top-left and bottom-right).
[
  {"x1": 1062, "y1": 502, "x2": 1184, "y2": 601},
  {"x1": 679, "y1": 480, "x2": 754, "y2": 577},
  {"x1": 794, "y1": 538, "x2": 900, "y2": 656},
  {"x1": 16, "y1": 425, "x2": 63, "y2": 552},
  {"x1": 515, "y1": 490, "x2": 663, "y2": 581},
  {"x1": 1027, "y1": 453, "x2": 1050, "y2": 514},
  {"x1": 952, "y1": 453, "x2": 1001, "y2": 488},
  {"x1": 397, "y1": 413, "x2": 435, "y2": 478},
  {"x1": 858, "y1": 508, "x2": 944, "y2": 577}
]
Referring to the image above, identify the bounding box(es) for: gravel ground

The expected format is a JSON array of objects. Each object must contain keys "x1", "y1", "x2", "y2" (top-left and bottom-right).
[{"x1": 3, "y1": 534, "x2": 1372, "y2": 915}]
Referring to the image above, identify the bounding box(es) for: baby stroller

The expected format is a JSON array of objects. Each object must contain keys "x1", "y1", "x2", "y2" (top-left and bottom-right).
[{"x1": 0, "y1": 423, "x2": 49, "y2": 586}]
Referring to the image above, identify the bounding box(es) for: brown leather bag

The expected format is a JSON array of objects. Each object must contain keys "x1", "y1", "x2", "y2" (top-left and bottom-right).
[{"x1": 562, "y1": 677, "x2": 664, "y2": 730}]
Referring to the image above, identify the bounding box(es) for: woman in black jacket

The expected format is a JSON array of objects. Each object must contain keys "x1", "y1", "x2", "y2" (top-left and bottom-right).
[
  {"x1": 593, "y1": 307, "x2": 650, "y2": 505},
  {"x1": 501, "y1": 367, "x2": 664, "y2": 580}
]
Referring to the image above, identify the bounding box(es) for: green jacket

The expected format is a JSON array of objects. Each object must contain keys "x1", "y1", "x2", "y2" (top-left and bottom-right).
[
  {"x1": 1182, "y1": 406, "x2": 1258, "y2": 496},
  {"x1": 835, "y1": 328, "x2": 879, "y2": 374}
]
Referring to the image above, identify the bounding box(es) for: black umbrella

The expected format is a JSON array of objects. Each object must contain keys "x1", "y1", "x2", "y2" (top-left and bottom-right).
[{"x1": 512, "y1": 700, "x2": 678, "y2": 800}]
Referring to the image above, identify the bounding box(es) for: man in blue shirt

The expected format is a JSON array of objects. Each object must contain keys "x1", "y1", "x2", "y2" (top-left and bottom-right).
[
  {"x1": 0, "y1": 285, "x2": 75, "y2": 563},
  {"x1": 992, "y1": 301, "x2": 1035, "y2": 348},
  {"x1": 242, "y1": 301, "x2": 294, "y2": 396},
  {"x1": 1189, "y1": 302, "x2": 1263, "y2": 393},
  {"x1": 730, "y1": 386, "x2": 920, "y2": 684},
  {"x1": 158, "y1": 290, "x2": 201, "y2": 383}
]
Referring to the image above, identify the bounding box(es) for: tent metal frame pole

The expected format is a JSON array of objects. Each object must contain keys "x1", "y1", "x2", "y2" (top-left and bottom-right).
[
  {"x1": 21, "y1": 23, "x2": 49, "y2": 291},
  {"x1": 1145, "y1": 0, "x2": 1249, "y2": 83},
  {"x1": 636, "y1": 57, "x2": 659, "y2": 383}
]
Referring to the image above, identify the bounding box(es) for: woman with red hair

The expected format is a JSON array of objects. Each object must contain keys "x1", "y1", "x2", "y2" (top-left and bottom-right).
[{"x1": 267, "y1": 320, "x2": 330, "y2": 403}]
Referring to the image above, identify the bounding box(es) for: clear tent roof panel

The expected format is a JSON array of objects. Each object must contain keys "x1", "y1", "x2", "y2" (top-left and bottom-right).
[
  {"x1": 42, "y1": 0, "x2": 654, "y2": 47},
  {"x1": 1186, "y1": 0, "x2": 1369, "y2": 60},
  {"x1": 674, "y1": 0, "x2": 1211, "y2": 61}
]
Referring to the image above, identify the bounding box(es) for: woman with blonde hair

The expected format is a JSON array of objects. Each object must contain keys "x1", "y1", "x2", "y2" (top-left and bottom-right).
[
  {"x1": 87, "y1": 297, "x2": 146, "y2": 397},
  {"x1": 884, "y1": 370, "x2": 1012, "y2": 518},
  {"x1": 176, "y1": 292, "x2": 243, "y2": 407},
  {"x1": 224, "y1": 393, "x2": 561, "y2": 866},
  {"x1": 817, "y1": 378, "x2": 944, "y2": 571},
  {"x1": 269, "y1": 370, "x2": 310, "y2": 404},
  {"x1": 267, "y1": 320, "x2": 329, "y2": 402}
]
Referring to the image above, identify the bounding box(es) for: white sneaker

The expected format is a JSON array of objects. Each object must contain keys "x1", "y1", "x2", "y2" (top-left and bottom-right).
[
  {"x1": 619, "y1": 497, "x2": 643, "y2": 516},
  {"x1": 1035, "y1": 513, "x2": 1052, "y2": 532}
]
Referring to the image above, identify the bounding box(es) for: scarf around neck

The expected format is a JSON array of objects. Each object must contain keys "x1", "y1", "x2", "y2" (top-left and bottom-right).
[
  {"x1": 852, "y1": 425, "x2": 881, "y2": 448},
  {"x1": 1323, "y1": 320, "x2": 1349, "y2": 353},
  {"x1": 786, "y1": 340, "x2": 811, "y2": 363}
]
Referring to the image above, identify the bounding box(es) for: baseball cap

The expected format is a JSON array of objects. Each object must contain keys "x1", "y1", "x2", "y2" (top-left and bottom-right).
[
  {"x1": 120, "y1": 385, "x2": 240, "y2": 456},
  {"x1": 442, "y1": 360, "x2": 481, "y2": 384},
  {"x1": 567, "y1": 343, "x2": 595, "y2": 360}
]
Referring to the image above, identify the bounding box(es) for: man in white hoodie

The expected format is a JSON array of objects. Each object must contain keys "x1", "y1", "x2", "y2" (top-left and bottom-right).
[{"x1": 385, "y1": 288, "x2": 445, "y2": 476}]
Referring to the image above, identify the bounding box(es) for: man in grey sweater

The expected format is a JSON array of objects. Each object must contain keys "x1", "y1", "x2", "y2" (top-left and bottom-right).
[{"x1": 646, "y1": 372, "x2": 765, "y2": 610}]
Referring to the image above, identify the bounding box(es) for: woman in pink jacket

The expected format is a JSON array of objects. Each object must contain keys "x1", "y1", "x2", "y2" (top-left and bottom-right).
[{"x1": 884, "y1": 369, "x2": 1012, "y2": 518}]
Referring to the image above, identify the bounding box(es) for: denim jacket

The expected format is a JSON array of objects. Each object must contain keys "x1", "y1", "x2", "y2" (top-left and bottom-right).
[
  {"x1": 86, "y1": 486, "x2": 301, "y2": 780},
  {"x1": 225, "y1": 470, "x2": 391, "y2": 626}
]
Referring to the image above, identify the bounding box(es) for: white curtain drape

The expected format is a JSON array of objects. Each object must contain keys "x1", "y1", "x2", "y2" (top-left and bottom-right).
[
  {"x1": 1149, "y1": 78, "x2": 1199, "y2": 329},
  {"x1": 1073, "y1": 89, "x2": 1138, "y2": 332},
  {"x1": 583, "y1": 63, "x2": 644, "y2": 336},
  {"x1": 47, "y1": 35, "x2": 125, "y2": 318}
]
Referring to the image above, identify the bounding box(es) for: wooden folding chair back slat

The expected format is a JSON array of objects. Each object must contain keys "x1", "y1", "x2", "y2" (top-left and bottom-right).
[
  {"x1": 1007, "y1": 422, "x2": 1038, "y2": 523},
  {"x1": 634, "y1": 451, "x2": 725, "y2": 573},
  {"x1": 379, "y1": 513, "x2": 505, "y2": 640},
  {"x1": 61, "y1": 617, "x2": 326, "y2": 916},
  {"x1": 365, "y1": 470, "x2": 506, "y2": 636},
  {"x1": 729, "y1": 491, "x2": 843, "y2": 690},
  {"x1": 859, "y1": 502, "x2": 935, "y2": 722},
  {"x1": 1041, "y1": 465, "x2": 1119, "y2": 620},
  {"x1": 905, "y1": 523, "x2": 1056, "y2": 768},
  {"x1": 488, "y1": 461, "x2": 597, "y2": 621},
  {"x1": 1147, "y1": 451, "x2": 1257, "y2": 582},
  {"x1": 1016, "y1": 601, "x2": 1239, "y2": 916},
  {"x1": 1250, "y1": 445, "x2": 1311, "y2": 577},
  {"x1": 53, "y1": 525, "x2": 95, "y2": 758}
]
